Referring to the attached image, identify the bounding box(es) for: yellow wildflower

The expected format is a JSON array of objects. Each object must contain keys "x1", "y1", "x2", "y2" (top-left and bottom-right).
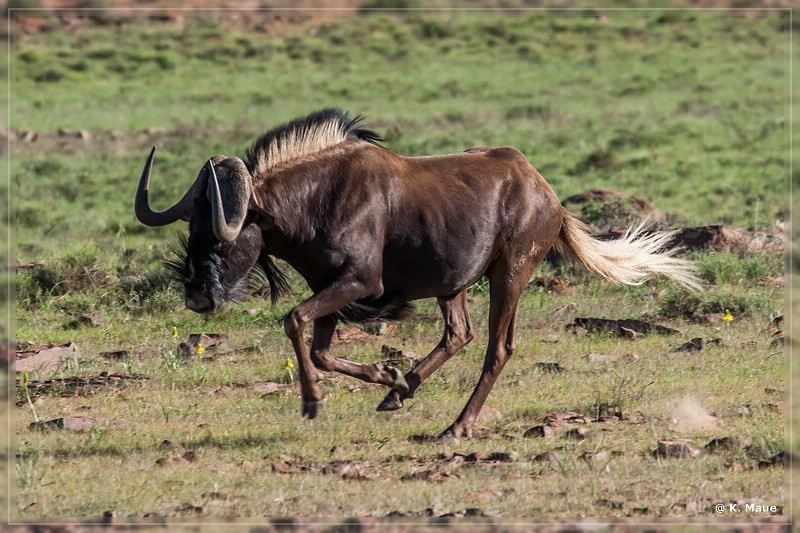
[
  {"x1": 286, "y1": 358, "x2": 295, "y2": 370},
  {"x1": 722, "y1": 309, "x2": 734, "y2": 322},
  {"x1": 23, "y1": 372, "x2": 29, "y2": 386},
  {"x1": 196, "y1": 345, "x2": 205, "y2": 354},
  {"x1": 172, "y1": 326, "x2": 179, "y2": 338}
]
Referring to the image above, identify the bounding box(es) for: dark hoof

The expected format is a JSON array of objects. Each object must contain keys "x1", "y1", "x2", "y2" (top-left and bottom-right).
[
  {"x1": 437, "y1": 430, "x2": 459, "y2": 445},
  {"x1": 376, "y1": 395, "x2": 403, "y2": 412},
  {"x1": 386, "y1": 366, "x2": 410, "y2": 394},
  {"x1": 302, "y1": 399, "x2": 326, "y2": 419}
]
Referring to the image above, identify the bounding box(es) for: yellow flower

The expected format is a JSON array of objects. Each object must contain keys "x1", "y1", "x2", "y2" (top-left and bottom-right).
[
  {"x1": 196, "y1": 345, "x2": 205, "y2": 354},
  {"x1": 722, "y1": 309, "x2": 734, "y2": 322},
  {"x1": 23, "y1": 372, "x2": 29, "y2": 386},
  {"x1": 285, "y1": 358, "x2": 295, "y2": 370},
  {"x1": 172, "y1": 326, "x2": 179, "y2": 338}
]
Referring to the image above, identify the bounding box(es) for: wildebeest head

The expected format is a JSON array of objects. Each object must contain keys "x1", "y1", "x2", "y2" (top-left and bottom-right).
[{"x1": 134, "y1": 147, "x2": 264, "y2": 314}]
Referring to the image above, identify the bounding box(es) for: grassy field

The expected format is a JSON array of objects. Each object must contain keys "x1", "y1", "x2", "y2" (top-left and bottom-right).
[{"x1": 6, "y1": 5, "x2": 792, "y2": 525}]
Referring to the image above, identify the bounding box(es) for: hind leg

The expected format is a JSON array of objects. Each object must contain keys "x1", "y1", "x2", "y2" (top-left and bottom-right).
[
  {"x1": 439, "y1": 259, "x2": 536, "y2": 442},
  {"x1": 377, "y1": 290, "x2": 473, "y2": 411},
  {"x1": 309, "y1": 314, "x2": 410, "y2": 395}
]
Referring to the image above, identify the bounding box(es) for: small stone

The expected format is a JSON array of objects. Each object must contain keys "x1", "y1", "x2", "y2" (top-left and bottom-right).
[
  {"x1": 757, "y1": 451, "x2": 785, "y2": 469},
  {"x1": 523, "y1": 425, "x2": 555, "y2": 438},
  {"x1": 652, "y1": 439, "x2": 701, "y2": 458},
  {"x1": 272, "y1": 460, "x2": 296, "y2": 473},
  {"x1": 705, "y1": 436, "x2": 752, "y2": 452},
  {"x1": 580, "y1": 451, "x2": 610, "y2": 463},
  {"x1": 563, "y1": 427, "x2": 595, "y2": 440},
  {"x1": 365, "y1": 322, "x2": 396, "y2": 335},
  {"x1": 713, "y1": 406, "x2": 751, "y2": 418},
  {"x1": 485, "y1": 451, "x2": 519, "y2": 462},
  {"x1": 532, "y1": 450, "x2": 560, "y2": 462}
]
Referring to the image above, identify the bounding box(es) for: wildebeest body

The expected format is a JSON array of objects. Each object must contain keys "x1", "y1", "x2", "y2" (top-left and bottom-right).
[
  {"x1": 256, "y1": 142, "x2": 561, "y2": 308},
  {"x1": 134, "y1": 108, "x2": 700, "y2": 441}
]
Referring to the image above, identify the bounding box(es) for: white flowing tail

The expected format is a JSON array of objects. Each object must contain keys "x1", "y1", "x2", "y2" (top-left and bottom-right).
[{"x1": 554, "y1": 211, "x2": 702, "y2": 291}]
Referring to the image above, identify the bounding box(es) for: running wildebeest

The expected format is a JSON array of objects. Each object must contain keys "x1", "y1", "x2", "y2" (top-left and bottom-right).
[{"x1": 134, "y1": 108, "x2": 700, "y2": 441}]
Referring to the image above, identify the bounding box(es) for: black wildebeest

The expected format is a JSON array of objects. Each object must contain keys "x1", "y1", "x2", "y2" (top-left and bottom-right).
[{"x1": 134, "y1": 108, "x2": 699, "y2": 441}]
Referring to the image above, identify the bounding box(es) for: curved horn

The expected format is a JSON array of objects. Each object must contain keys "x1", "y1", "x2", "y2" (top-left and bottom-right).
[
  {"x1": 134, "y1": 146, "x2": 206, "y2": 227},
  {"x1": 208, "y1": 159, "x2": 252, "y2": 242}
]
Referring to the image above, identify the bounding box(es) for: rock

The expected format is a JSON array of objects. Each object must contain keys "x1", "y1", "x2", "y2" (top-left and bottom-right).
[
  {"x1": 670, "y1": 337, "x2": 722, "y2": 353},
  {"x1": 15, "y1": 342, "x2": 79, "y2": 374},
  {"x1": 159, "y1": 439, "x2": 185, "y2": 452},
  {"x1": 272, "y1": 460, "x2": 296, "y2": 473},
  {"x1": 334, "y1": 327, "x2": 372, "y2": 343},
  {"x1": 180, "y1": 333, "x2": 227, "y2": 356},
  {"x1": 705, "y1": 436, "x2": 753, "y2": 453},
  {"x1": 29, "y1": 416, "x2": 95, "y2": 432},
  {"x1": 543, "y1": 411, "x2": 590, "y2": 425},
  {"x1": 364, "y1": 321, "x2": 396, "y2": 335},
  {"x1": 554, "y1": 302, "x2": 578, "y2": 315},
  {"x1": 713, "y1": 406, "x2": 751, "y2": 418},
  {"x1": 100, "y1": 350, "x2": 130, "y2": 360},
  {"x1": 532, "y1": 450, "x2": 560, "y2": 462},
  {"x1": 652, "y1": 439, "x2": 701, "y2": 458},
  {"x1": 380, "y1": 344, "x2": 418, "y2": 363},
  {"x1": 523, "y1": 425, "x2": 555, "y2": 438},
  {"x1": 485, "y1": 451, "x2": 519, "y2": 462},
  {"x1": 250, "y1": 381, "x2": 285, "y2": 396},
  {"x1": 567, "y1": 317, "x2": 679, "y2": 337},
  {"x1": 563, "y1": 427, "x2": 597, "y2": 440},
  {"x1": 580, "y1": 451, "x2": 610, "y2": 464},
  {"x1": 758, "y1": 451, "x2": 785, "y2": 469},
  {"x1": 530, "y1": 276, "x2": 573, "y2": 294},
  {"x1": 533, "y1": 362, "x2": 565, "y2": 373}
]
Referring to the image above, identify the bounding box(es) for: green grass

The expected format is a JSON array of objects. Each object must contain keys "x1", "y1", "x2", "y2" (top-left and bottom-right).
[
  {"x1": 8, "y1": 8, "x2": 790, "y2": 522},
  {"x1": 10, "y1": 10, "x2": 791, "y2": 261},
  {"x1": 11, "y1": 286, "x2": 786, "y2": 518}
]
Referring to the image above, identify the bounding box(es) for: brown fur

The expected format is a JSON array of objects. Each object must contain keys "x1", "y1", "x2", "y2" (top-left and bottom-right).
[{"x1": 136, "y1": 108, "x2": 699, "y2": 441}]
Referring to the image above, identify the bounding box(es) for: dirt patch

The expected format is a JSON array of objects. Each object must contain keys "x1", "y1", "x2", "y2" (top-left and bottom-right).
[
  {"x1": 15, "y1": 342, "x2": 80, "y2": 374},
  {"x1": 8, "y1": 123, "x2": 230, "y2": 158},
  {"x1": 11, "y1": 0, "x2": 362, "y2": 37},
  {"x1": 670, "y1": 397, "x2": 722, "y2": 432},
  {"x1": 566, "y1": 317, "x2": 679, "y2": 337},
  {"x1": 15, "y1": 372, "x2": 149, "y2": 405},
  {"x1": 563, "y1": 188, "x2": 662, "y2": 221}
]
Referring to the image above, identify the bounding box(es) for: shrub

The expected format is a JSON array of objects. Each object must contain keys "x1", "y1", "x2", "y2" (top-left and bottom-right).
[
  {"x1": 17, "y1": 243, "x2": 114, "y2": 306},
  {"x1": 657, "y1": 285, "x2": 780, "y2": 320},
  {"x1": 580, "y1": 198, "x2": 642, "y2": 230},
  {"x1": 694, "y1": 251, "x2": 783, "y2": 286}
]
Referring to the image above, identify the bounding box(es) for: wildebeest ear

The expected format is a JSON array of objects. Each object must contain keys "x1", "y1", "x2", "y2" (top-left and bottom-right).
[{"x1": 248, "y1": 201, "x2": 275, "y2": 228}]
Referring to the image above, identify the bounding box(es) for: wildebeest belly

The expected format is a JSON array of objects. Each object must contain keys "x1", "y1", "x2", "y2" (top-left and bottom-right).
[
  {"x1": 380, "y1": 186, "x2": 506, "y2": 300},
  {"x1": 381, "y1": 233, "x2": 497, "y2": 300}
]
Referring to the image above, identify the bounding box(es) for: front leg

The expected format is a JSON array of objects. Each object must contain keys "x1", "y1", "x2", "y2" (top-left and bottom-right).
[
  {"x1": 283, "y1": 279, "x2": 370, "y2": 418},
  {"x1": 284, "y1": 311, "x2": 326, "y2": 419}
]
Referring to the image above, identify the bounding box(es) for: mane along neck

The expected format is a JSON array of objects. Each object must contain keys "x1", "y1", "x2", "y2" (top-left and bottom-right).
[{"x1": 244, "y1": 108, "x2": 382, "y2": 178}]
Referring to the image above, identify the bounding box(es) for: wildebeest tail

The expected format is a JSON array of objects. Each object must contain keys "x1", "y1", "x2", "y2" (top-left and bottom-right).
[{"x1": 553, "y1": 210, "x2": 702, "y2": 290}]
